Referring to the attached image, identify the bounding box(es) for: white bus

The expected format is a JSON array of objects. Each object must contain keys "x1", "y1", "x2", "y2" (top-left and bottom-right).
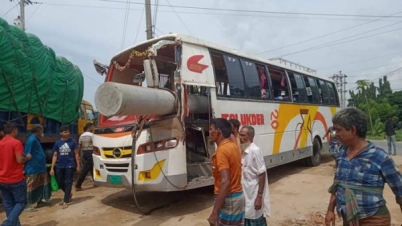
[{"x1": 92, "y1": 33, "x2": 340, "y2": 193}]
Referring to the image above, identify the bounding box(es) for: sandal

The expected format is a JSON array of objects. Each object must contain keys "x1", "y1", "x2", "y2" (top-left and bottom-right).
[
  {"x1": 62, "y1": 202, "x2": 69, "y2": 209},
  {"x1": 24, "y1": 207, "x2": 37, "y2": 212}
]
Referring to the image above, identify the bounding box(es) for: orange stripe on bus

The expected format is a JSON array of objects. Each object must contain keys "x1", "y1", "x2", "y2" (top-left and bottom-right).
[{"x1": 96, "y1": 131, "x2": 132, "y2": 138}]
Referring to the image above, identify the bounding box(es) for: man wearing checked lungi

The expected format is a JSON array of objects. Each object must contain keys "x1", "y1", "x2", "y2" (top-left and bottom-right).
[{"x1": 208, "y1": 118, "x2": 245, "y2": 226}]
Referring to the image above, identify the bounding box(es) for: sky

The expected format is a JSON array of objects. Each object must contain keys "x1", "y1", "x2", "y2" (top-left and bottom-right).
[{"x1": 1, "y1": 0, "x2": 402, "y2": 108}]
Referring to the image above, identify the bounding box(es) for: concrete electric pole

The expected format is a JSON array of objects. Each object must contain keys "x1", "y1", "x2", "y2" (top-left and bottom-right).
[
  {"x1": 331, "y1": 71, "x2": 347, "y2": 108},
  {"x1": 145, "y1": 0, "x2": 153, "y2": 40}
]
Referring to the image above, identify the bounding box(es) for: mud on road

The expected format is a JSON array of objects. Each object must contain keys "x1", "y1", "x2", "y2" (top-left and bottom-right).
[{"x1": 1, "y1": 155, "x2": 401, "y2": 226}]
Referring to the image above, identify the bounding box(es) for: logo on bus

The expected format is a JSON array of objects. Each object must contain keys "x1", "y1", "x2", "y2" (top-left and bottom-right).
[{"x1": 187, "y1": 55, "x2": 208, "y2": 73}]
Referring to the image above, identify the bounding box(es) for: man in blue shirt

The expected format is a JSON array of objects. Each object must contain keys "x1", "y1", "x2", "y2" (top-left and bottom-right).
[
  {"x1": 325, "y1": 108, "x2": 402, "y2": 226},
  {"x1": 50, "y1": 125, "x2": 81, "y2": 209},
  {"x1": 24, "y1": 125, "x2": 51, "y2": 211}
]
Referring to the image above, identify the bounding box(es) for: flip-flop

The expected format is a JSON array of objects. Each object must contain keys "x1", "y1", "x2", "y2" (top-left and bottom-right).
[
  {"x1": 62, "y1": 203, "x2": 69, "y2": 209},
  {"x1": 24, "y1": 207, "x2": 37, "y2": 212}
]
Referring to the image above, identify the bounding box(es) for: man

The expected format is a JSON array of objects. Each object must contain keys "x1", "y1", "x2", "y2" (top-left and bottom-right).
[
  {"x1": 229, "y1": 119, "x2": 241, "y2": 148},
  {"x1": 50, "y1": 125, "x2": 81, "y2": 209},
  {"x1": 208, "y1": 118, "x2": 244, "y2": 226},
  {"x1": 239, "y1": 126, "x2": 270, "y2": 226},
  {"x1": 323, "y1": 126, "x2": 341, "y2": 169},
  {"x1": 325, "y1": 108, "x2": 402, "y2": 226},
  {"x1": 75, "y1": 123, "x2": 95, "y2": 191},
  {"x1": 0, "y1": 122, "x2": 30, "y2": 226},
  {"x1": 24, "y1": 124, "x2": 51, "y2": 211},
  {"x1": 384, "y1": 116, "x2": 399, "y2": 156}
]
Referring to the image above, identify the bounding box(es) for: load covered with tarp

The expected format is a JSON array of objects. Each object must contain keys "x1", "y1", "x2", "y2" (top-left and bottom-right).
[{"x1": 0, "y1": 17, "x2": 83, "y2": 123}]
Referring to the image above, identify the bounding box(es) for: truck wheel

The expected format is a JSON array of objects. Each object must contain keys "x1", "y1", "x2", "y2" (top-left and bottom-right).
[{"x1": 305, "y1": 137, "x2": 321, "y2": 167}]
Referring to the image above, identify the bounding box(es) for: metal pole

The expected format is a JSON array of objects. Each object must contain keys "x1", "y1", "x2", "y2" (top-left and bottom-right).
[
  {"x1": 145, "y1": 0, "x2": 153, "y2": 40},
  {"x1": 20, "y1": 0, "x2": 25, "y2": 31}
]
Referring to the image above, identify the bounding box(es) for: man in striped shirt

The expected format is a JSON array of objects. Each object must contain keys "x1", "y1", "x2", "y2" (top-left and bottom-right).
[{"x1": 325, "y1": 108, "x2": 402, "y2": 226}]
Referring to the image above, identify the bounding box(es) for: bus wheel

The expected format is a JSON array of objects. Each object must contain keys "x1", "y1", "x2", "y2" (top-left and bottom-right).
[{"x1": 306, "y1": 137, "x2": 321, "y2": 167}]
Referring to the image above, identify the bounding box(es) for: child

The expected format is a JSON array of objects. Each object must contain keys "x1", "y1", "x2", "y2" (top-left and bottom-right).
[{"x1": 50, "y1": 125, "x2": 81, "y2": 209}]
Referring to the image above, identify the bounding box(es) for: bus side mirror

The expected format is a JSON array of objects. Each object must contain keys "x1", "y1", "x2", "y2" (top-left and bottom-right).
[{"x1": 143, "y1": 59, "x2": 159, "y2": 88}]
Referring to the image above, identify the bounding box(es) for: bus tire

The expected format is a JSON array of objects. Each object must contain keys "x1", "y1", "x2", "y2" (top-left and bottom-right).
[{"x1": 305, "y1": 137, "x2": 321, "y2": 167}]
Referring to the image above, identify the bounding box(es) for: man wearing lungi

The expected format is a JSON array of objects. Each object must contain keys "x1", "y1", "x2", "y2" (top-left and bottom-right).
[
  {"x1": 325, "y1": 108, "x2": 402, "y2": 226},
  {"x1": 208, "y1": 118, "x2": 245, "y2": 226}
]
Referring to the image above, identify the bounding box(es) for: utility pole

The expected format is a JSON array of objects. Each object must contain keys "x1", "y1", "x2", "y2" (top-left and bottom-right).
[
  {"x1": 12, "y1": 0, "x2": 35, "y2": 31},
  {"x1": 19, "y1": 0, "x2": 25, "y2": 31},
  {"x1": 332, "y1": 71, "x2": 347, "y2": 108},
  {"x1": 145, "y1": 0, "x2": 153, "y2": 40}
]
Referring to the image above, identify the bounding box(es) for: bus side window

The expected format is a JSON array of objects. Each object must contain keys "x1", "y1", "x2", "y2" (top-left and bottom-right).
[
  {"x1": 326, "y1": 81, "x2": 339, "y2": 106},
  {"x1": 288, "y1": 72, "x2": 308, "y2": 103},
  {"x1": 317, "y1": 79, "x2": 330, "y2": 105},
  {"x1": 306, "y1": 76, "x2": 321, "y2": 104},
  {"x1": 223, "y1": 54, "x2": 246, "y2": 98},
  {"x1": 240, "y1": 59, "x2": 262, "y2": 99},
  {"x1": 211, "y1": 53, "x2": 230, "y2": 96},
  {"x1": 268, "y1": 67, "x2": 290, "y2": 102}
]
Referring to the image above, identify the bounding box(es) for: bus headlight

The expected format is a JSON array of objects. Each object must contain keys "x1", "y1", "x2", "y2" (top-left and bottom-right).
[{"x1": 137, "y1": 138, "x2": 178, "y2": 155}]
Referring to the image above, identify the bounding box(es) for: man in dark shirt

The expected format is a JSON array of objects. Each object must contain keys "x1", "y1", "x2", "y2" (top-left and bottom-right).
[
  {"x1": 384, "y1": 116, "x2": 398, "y2": 156},
  {"x1": 50, "y1": 125, "x2": 81, "y2": 209}
]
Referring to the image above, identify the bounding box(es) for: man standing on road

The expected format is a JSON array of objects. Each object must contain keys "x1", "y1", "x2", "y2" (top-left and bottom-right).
[
  {"x1": 0, "y1": 122, "x2": 30, "y2": 226},
  {"x1": 75, "y1": 123, "x2": 95, "y2": 191},
  {"x1": 50, "y1": 125, "x2": 81, "y2": 209},
  {"x1": 239, "y1": 125, "x2": 270, "y2": 226},
  {"x1": 325, "y1": 108, "x2": 402, "y2": 226},
  {"x1": 323, "y1": 126, "x2": 341, "y2": 169},
  {"x1": 384, "y1": 115, "x2": 399, "y2": 156},
  {"x1": 208, "y1": 118, "x2": 244, "y2": 226},
  {"x1": 24, "y1": 124, "x2": 51, "y2": 211}
]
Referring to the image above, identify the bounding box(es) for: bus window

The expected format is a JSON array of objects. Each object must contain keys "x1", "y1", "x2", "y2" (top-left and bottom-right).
[
  {"x1": 288, "y1": 72, "x2": 308, "y2": 103},
  {"x1": 326, "y1": 81, "x2": 339, "y2": 106},
  {"x1": 211, "y1": 53, "x2": 230, "y2": 96},
  {"x1": 268, "y1": 67, "x2": 290, "y2": 101},
  {"x1": 317, "y1": 79, "x2": 330, "y2": 105},
  {"x1": 223, "y1": 54, "x2": 246, "y2": 98},
  {"x1": 240, "y1": 59, "x2": 261, "y2": 99},
  {"x1": 305, "y1": 76, "x2": 321, "y2": 104},
  {"x1": 257, "y1": 64, "x2": 272, "y2": 99}
]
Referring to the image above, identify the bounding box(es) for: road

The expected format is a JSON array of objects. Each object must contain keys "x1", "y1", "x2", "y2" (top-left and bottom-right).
[{"x1": 0, "y1": 141, "x2": 401, "y2": 226}]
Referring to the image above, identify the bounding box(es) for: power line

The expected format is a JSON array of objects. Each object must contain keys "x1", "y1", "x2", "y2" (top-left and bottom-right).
[
  {"x1": 345, "y1": 60, "x2": 402, "y2": 76},
  {"x1": 165, "y1": 0, "x2": 193, "y2": 36},
  {"x1": 96, "y1": 0, "x2": 402, "y2": 18},
  {"x1": 38, "y1": 2, "x2": 402, "y2": 22},
  {"x1": 120, "y1": 0, "x2": 131, "y2": 49},
  {"x1": 275, "y1": 26, "x2": 402, "y2": 58},
  {"x1": 347, "y1": 67, "x2": 402, "y2": 91},
  {"x1": 26, "y1": 3, "x2": 42, "y2": 24},
  {"x1": 82, "y1": 72, "x2": 102, "y2": 85},
  {"x1": 2, "y1": 3, "x2": 19, "y2": 17},
  {"x1": 317, "y1": 50, "x2": 402, "y2": 71},
  {"x1": 257, "y1": 10, "x2": 402, "y2": 55},
  {"x1": 133, "y1": 6, "x2": 144, "y2": 45}
]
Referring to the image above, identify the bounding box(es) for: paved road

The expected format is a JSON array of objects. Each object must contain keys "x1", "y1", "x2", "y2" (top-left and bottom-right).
[{"x1": 371, "y1": 140, "x2": 402, "y2": 155}]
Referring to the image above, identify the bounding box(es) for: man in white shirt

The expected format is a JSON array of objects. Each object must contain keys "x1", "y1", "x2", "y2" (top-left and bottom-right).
[{"x1": 239, "y1": 125, "x2": 271, "y2": 226}]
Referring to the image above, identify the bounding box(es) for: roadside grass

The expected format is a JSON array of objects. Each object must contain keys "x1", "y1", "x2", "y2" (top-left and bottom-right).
[{"x1": 367, "y1": 130, "x2": 402, "y2": 141}]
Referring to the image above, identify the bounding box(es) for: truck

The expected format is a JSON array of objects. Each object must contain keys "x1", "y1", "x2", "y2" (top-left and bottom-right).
[{"x1": 0, "y1": 17, "x2": 95, "y2": 162}]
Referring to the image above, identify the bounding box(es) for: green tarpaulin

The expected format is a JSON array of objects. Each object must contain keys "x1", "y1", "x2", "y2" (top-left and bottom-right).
[{"x1": 0, "y1": 17, "x2": 83, "y2": 123}]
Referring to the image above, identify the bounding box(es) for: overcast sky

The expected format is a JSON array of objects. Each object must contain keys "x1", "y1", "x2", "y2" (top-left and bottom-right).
[{"x1": 1, "y1": 0, "x2": 402, "y2": 108}]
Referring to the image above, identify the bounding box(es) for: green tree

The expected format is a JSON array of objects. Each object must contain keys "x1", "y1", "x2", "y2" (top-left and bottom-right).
[
  {"x1": 356, "y1": 79, "x2": 375, "y2": 134},
  {"x1": 378, "y1": 76, "x2": 392, "y2": 99},
  {"x1": 388, "y1": 90, "x2": 402, "y2": 121}
]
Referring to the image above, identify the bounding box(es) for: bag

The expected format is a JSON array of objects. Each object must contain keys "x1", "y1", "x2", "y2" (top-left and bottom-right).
[{"x1": 50, "y1": 174, "x2": 59, "y2": 191}]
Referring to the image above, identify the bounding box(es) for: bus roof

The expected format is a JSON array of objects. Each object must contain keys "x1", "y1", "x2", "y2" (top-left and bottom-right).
[{"x1": 114, "y1": 33, "x2": 333, "y2": 82}]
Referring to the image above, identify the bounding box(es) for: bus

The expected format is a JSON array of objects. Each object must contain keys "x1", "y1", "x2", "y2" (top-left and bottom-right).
[{"x1": 92, "y1": 33, "x2": 340, "y2": 193}]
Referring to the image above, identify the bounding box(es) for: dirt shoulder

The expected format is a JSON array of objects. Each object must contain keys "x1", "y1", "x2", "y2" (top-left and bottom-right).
[{"x1": 1, "y1": 155, "x2": 401, "y2": 226}]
